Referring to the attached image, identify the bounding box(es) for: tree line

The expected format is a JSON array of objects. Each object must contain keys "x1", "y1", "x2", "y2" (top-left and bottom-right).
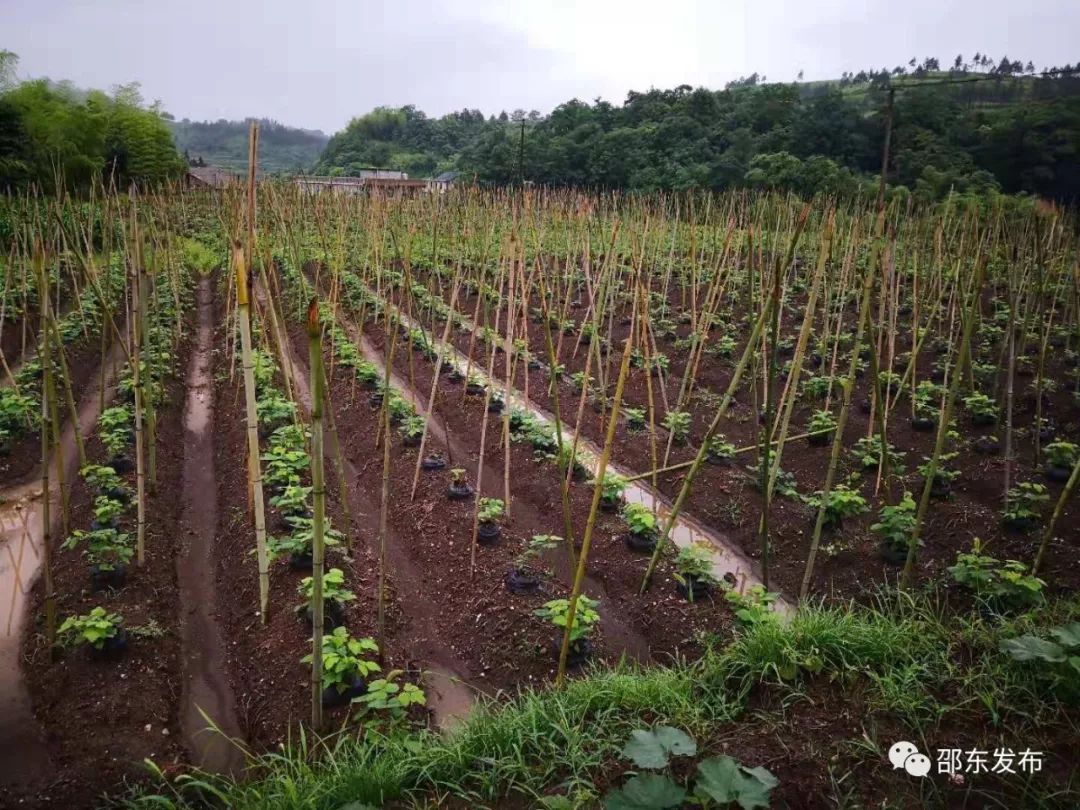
[
  {"x1": 0, "y1": 51, "x2": 185, "y2": 192},
  {"x1": 316, "y1": 57, "x2": 1080, "y2": 203}
]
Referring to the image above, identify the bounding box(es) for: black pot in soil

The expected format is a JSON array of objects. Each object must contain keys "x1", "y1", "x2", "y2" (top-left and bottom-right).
[
  {"x1": 627, "y1": 418, "x2": 646, "y2": 433},
  {"x1": 402, "y1": 433, "x2": 422, "y2": 448},
  {"x1": 487, "y1": 399, "x2": 505, "y2": 415},
  {"x1": 676, "y1": 575, "x2": 712, "y2": 603},
  {"x1": 528, "y1": 359, "x2": 542, "y2": 371},
  {"x1": 1003, "y1": 515, "x2": 1036, "y2": 533},
  {"x1": 923, "y1": 476, "x2": 952, "y2": 500},
  {"x1": 506, "y1": 568, "x2": 540, "y2": 594},
  {"x1": 289, "y1": 550, "x2": 313, "y2": 571},
  {"x1": 90, "y1": 564, "x2": 127, "y2": 591},
  {"x1": 477, "y1": 521, "x2": 501, "y2": 545},
  {"x1": 447, "y1": 481, "x2": 474, "y2": 500},
  {"x1": 1046, "y1": 464, "x2": 1072, "y2": 483},
  {"x1": 625, "y1": 531, "x2": 657, "y2": 553},
  {"x1": 705, "y1": 453, "x2": 732, "y2": 467},
  {"x1": 303, "y1": 599, "x2": 346, "y2": 631},
  {"x1": 599, "y1": 496, "x2": 622, "y2": 514},
  {"x1": 421, "y1": 455, "x2": 446, "y2": 471},
  {"x1": 90, "y1": 629, "x2": 129, "y2": 660},
  {"x1": 103, "y1": 486, "x2": 131, "y2": 504},
  {"x1": 974, "y1": 436, "x2": 1001, "y2": 455},
  {"x1": 368, "y1": 392, "x2": 384, "y2": 409},
  {"x1": 808, "y1": 431, "x2": 833, "y2": 447},
  {"x1": 322, "y1": 675, "x2": 367, "y2": 708},
  {"x1": 447, "y1": 369, "x2": 465, "y2": 384},
  {"x1": 880, "y1": 541, "x2": 908, "y2": 565},
  {"x1": 911, "y1": 416, "x2": 937, "y2": 432},
  {"x1": 465, "y1": 382, "x2": 485, "y2": 396},
  {"x1": 550, "y1": 637, "x2": 594, "y2": 667},
  {"x1": 108, "y1": 455, "x2": 134, "y2": 475}
]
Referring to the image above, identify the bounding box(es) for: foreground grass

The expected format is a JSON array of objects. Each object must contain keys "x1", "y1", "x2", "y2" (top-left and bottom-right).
[{"x1": 122, "y1": 590, "x2": 1080, "y2": 809}]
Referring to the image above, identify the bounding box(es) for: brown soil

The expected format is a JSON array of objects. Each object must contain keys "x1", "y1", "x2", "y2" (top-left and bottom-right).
[
  {"x1": 397, "y1": 274, "x2": 1080, "y2": 602},
  {"x1": 10, "y1": 337, "x2": 192, "y2": 808}
]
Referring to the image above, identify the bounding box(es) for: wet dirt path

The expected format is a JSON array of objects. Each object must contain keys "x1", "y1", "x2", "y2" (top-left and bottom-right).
[
  {"x1": 257, "y1": 284, "x2": 476, "y2": 727},
  {"x1": 176, "y1": 276, "x2": 245, "y2": 773},
  {"x1": 0, "y1": 340, "x2": 126, "y2": 790}
]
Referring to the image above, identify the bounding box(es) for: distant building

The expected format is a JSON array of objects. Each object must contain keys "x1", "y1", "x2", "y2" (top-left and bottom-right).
[
  {"x1": 294, "y1": 170, "x2": 426, "y2": 196},
  {"x1": 186, "y1": 166, "x2": 238, "y2": 188},
  {"x1": 427, "y1": 170, "x2": 460, "y2": 193}
]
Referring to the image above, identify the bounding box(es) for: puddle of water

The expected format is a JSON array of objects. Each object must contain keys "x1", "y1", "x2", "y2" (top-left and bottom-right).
[
  {"x1": 0, "y1": 340, "x2": 127, "y2": 787},
  {"x1": 176, "y1": 277, "x2": 245, "y2": 775},
  {"x1": 422, "y1": 668, "x2": 475, "y2": 729},
  {"x1": 0, "y1": 493, "x2": 49, "y2": 784}
]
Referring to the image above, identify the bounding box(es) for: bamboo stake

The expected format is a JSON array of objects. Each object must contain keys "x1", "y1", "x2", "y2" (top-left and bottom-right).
[
  {"x1": 901, "y1": 255, "x2": 986, "y2": 588},
  {"x1": 233, "y1": 241, "x2": 271, "y2": 621},
  {"x1": 306, "y1": 298, "x2": 326, "y2": 731},
  {"x1": 556, "y1": 281, "x2": 638, "y2": 687}
]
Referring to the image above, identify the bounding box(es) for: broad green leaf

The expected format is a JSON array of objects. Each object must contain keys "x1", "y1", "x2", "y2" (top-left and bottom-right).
[
  {"x1": 696, "y1": 756, "x2": 778, "y2": 810},
  {"x1": 695, "y1": 755, "x2": 741, "y2": 803},
  {"x1": 1000, "y1": 635, "x2": 1066, "y2": 663},
  {"x1": 1050, "y1": 623, "x2": 1080, "y2": 650},
  {"x1": 604, "y1": 774, "x2": 686, "y2": 810},
  {"x1": 620, "y1": 726, "x2": 697, "y2": 769}
]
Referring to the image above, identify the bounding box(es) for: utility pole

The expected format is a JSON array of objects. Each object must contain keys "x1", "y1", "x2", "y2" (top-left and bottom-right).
[
  {"x1": 876, "y1": 86, "x2": 895, "y2": 213},
  {"x1": 518, "y1": 118, "x2": 526, "y2": 187}
]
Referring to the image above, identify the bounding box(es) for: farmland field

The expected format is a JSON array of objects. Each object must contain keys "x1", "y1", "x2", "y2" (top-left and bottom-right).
[{"x1": 1, "y1": 180, "x2": 1079, "y2": 810}]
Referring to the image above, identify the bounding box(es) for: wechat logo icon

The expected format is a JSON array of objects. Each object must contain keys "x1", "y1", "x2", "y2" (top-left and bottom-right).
[{"x1": 888, "y1": 741, "x2": 931, "y2": 777}]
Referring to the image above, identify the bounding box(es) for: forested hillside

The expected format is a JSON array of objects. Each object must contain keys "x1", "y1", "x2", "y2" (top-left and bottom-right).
[
  {"x1": 317, "y1": 58, "x2": 1080, "y2": 202},
  {"x1": 170, "y1": 118, "x2": 328, "y2": 174},
  {"x1": 0, "y1": 50, "x2": 184, "y2": 191}
]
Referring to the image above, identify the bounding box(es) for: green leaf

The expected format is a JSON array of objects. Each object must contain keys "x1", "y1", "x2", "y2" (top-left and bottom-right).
[
  {"x1": 695, "y1": 756, "x2": 778, "y2": 810},
  {"x1": 1000, "y1": 635, "x2": 1067, "y2": 663},
  {"x1": 538, "y1": 797, "x2": 575, "y2": 810},
  {"x1": 620, "y1": 726, "x2": 697, "y2": 769},
  {"x1": 1050, "y1": 623, "x2": 1080, "y2": 650},
  {"x1": 604, "y1": 774, "x2": 686, "y2": 810}
]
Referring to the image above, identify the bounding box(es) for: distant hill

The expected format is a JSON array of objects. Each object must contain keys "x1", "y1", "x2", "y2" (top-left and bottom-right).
[
  {"x1": 169, "y1": 118, "x2": 329, "y2": 175},
  {"x1": 315, "y1": 62, "x2": 1080, "y2": 202}
]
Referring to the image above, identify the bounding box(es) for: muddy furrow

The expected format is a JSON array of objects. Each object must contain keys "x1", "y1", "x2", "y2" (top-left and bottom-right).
[
  {"x1": 258, "y1": 284, "x2": 476, "y2": 726},
  {"x1": 0, "y1": 339, "x2": 127, "y2": 792},
  {"x1": 176, "y1": 276, "x2": 245, "y2": 773}
]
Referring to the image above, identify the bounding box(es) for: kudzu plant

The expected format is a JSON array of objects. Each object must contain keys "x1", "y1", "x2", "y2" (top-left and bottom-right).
[
  {"x1": 58, "y1": 606, "x2": 124, "y2": 650},
  {"x1": 301, "y1": 628, "x2": 380, "y2": 694}
]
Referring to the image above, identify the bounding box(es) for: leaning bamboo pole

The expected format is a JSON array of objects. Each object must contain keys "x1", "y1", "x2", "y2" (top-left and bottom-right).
[
  {"x1": 556, "y1": 280, "x2": 639, "y2": 687},
  {"x1": 233, "y1": 241, "x2": 271, "y2": 621},
  {"x1": 36, "y1": 246, "x2": 56, "y2": 646},
  {"x1": 640, "y1": 206, "x2": 810, "y2": 592},
  {"x1": 901, "y1": 254, "x2": 986, "y2": 588},
  {"x1": 409, "y1": 271, "x2": 462, "y2": 500},
  {"x1": 1033, "y1": 453, "x2": 1080, "y2": 574},
  {"x1": 306, "y1": 297, "x2": 327, "y2": 732},
  {"x1": 800, "y1": 246, "x2": 875, "y2": 598}
]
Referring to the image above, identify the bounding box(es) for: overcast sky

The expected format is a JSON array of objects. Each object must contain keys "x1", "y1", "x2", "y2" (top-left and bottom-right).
[{"x1": 4, "y1": 0, "x2": 1077, "y2": 134}]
